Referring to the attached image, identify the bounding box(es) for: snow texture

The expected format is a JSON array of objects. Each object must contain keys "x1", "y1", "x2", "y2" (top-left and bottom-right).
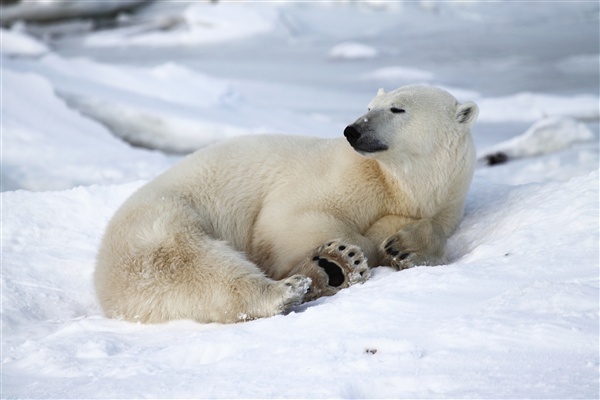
[
  {"x1": 2, "y1": 1, "x2": 599, "y2": 398},
  {"x1": 328, "y1": 41, "x2": 379, "y2": 60}
]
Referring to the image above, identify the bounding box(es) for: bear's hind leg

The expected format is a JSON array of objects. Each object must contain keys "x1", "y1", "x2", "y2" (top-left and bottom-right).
[
  {"x1": 152, "y1": 238, "x2": 312, "y2": 323},
  {"x1": 97, "y1": 230, "x2": 311, "y2": 324}
]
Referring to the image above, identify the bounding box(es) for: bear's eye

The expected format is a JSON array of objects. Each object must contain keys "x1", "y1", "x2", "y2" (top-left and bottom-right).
[{"x1": 390, "y1": 107, "x2": 405, "y2": 114}]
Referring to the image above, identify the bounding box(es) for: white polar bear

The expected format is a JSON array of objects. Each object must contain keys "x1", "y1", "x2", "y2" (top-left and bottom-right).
[{"x1": 95, "y1": 85, "x2": 478, "y2": 324}]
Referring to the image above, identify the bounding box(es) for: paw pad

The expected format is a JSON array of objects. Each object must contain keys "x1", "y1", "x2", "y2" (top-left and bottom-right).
[
  {"x1": 315, "y1": 239, "x2": 370, "y2": 286},
  {"x1": 315, "y1": 257, "x2": 345, "y2": 287}
]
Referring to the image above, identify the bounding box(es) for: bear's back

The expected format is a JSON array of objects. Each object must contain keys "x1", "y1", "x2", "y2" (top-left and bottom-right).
[{"x1": 142, "y1": 134, "x2": 342, "y2": 252}]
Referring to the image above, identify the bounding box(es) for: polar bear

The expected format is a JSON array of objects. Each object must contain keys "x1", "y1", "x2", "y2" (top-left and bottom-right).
[{"x1": 95, "y1": 85, "x2": 478, "y2": 324}]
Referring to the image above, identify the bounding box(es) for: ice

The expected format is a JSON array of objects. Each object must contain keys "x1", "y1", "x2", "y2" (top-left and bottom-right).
[{"x1": 2, "y1": 1, "x2": 598, "y2": 398}]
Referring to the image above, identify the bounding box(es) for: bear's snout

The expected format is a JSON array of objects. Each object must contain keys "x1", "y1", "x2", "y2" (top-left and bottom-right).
[
  {"x1": 344, "y1": 125, "x2": 361, "y2": 144},
  {"x1": 344, "y1": 124, "x2": 388, "y2": 153}
]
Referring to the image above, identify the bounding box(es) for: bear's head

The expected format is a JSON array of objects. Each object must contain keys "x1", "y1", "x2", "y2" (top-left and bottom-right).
[{"x1": 343, "y1": 85, "x2": 478, "y2": 166}]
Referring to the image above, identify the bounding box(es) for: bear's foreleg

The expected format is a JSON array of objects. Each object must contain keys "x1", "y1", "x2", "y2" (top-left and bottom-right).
[
  {"x1": 380, "y1": 219, "x2": 447, "y2": 270},
  {"x1": 289, "y1": 240, "x2": 371, "y2": 302}
]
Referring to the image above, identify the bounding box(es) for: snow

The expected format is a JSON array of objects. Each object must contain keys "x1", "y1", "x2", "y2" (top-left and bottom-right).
[
  {"x1": 477, "y1": 92, "x2": 600, "y2": 123},
  {"x1": 328, "y1": 41, "x2": 379, "y2": 60},
  {"x1": 2, "y1": 69, "x2": 171, "y2": 191},
  {"x1": 81, "y1": 3, "x2": 278, "y2": 48},
  {"x1": 2, "y1": 1, "x2": 599, "y2": 398},
  {"x1": 0, "y1": 27, "x2": 48, "y2": 57},
  {"x1": 362, "y1": 66, "x2": 435, "y2": 83}
]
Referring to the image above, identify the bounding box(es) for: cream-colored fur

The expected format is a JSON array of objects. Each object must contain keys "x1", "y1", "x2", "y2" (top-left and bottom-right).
[{"x1": 95, "y1": 85, "x2": 478, "y2": 324}]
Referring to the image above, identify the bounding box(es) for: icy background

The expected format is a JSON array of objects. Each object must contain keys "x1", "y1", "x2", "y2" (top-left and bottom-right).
[{"x1": 2, "y1": 1, "x2": 599, "y2": 398}]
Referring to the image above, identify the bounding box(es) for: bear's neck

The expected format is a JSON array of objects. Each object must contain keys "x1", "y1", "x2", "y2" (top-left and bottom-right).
[
  {"x1": 357, "y1": 148, "x2": 451, "y2": 219},
  {"x1": 333, "y1": 144, "x2": 426, "y2": 218}
]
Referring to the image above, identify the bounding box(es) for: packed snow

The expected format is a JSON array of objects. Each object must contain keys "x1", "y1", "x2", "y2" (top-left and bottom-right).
[{"x1": 2, "y1": 1, "x2": 599, "y2": 398}]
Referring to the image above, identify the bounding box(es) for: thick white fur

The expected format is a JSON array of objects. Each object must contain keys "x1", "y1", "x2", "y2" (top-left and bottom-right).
[{"x1": 95, "y1": 85, "x2": 478, "y2": 324}]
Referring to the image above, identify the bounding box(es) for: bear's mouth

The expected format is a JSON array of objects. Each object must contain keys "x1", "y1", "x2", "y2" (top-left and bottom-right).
[{"x1": 348, "y1": 138, "x2": 389, "y2": 154}]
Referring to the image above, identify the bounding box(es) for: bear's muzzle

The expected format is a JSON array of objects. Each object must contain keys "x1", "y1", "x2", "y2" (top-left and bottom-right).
[{"x1": 344, "y1": 124, "x2": 388, "y2": 153}]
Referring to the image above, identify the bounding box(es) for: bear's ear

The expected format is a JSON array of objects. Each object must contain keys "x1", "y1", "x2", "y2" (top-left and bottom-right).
[
  {"x1": 377, "y1": 88, "x2": 386, "y2": 96},
  {"x1": 455, "y1": 101, "x2": 479, "y2": 127}
]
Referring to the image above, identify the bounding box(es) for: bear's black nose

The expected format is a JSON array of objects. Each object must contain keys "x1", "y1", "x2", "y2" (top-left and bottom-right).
[{"x1": 344, "y1": 125, "x2": 361, "y2": 143}]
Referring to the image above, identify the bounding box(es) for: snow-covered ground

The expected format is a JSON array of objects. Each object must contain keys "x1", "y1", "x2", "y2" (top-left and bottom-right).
[{"x1": 2, "y1": 1, "x2": 599, "y2": 398}]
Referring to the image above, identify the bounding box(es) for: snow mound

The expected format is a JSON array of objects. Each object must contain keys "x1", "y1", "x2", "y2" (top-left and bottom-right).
[
  {"x1": 40, "y1": 56, "x2": 233, "y2": 109},
  {"x1": 0, "y1": 27, "x2": 49, "y2": 56},
  {"x1": 479, "y1": 117, "x2": 595, "y2": 164},
  {"x1": 32, "y1": 54, "x2": 248, "y2": 153},
  {"x1": 1, "y1": 69, "x2": 172, "y2": 191},
  {"x1": 4, "y1": 53, "x2": 339, "y2": 154},
  {"x1": 328, "y1": 41, "x2": 378, "y2": 60}
]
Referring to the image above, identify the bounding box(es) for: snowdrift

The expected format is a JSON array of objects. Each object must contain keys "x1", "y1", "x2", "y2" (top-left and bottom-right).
[{"x1": 3, "y1": 170, "x2": 598, "y2": 398}]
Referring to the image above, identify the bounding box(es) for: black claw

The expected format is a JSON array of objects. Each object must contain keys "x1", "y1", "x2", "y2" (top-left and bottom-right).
[
  {"x1": 348, "y1": 252, "x2": 355, "y2": 257},
  {"x1": 338, "y1": 245, "x2": 346, "y2": 251},
  {"x1": 387, "y1": 249, "x2": 400, "y2": 257},
  {"x1": 398, "y1": 252, "x2": 410, "y2": 260},
  {"x1": 385, "y1": 238, "x2": 396, "y2": 248},
  {"x1": 353, "y1": 259, "x2": 361, "y2": 265},
  {"x1": 313, "y1": 256, "x2": 320, "y2": 261}
]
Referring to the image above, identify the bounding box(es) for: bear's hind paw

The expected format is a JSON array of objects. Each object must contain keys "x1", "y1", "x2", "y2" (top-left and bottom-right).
[
  {"x1": 292, "y1": 240, "x2": 370, "y2": 302},
  {"x1": 315, "y1": 240, "x2": 370, "y2": 286}
]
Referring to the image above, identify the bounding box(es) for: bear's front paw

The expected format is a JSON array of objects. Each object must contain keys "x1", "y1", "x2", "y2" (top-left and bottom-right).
[
  {"x1": 382, "y1": 235, "x2": 419, "y2": 270},
  {"x1": 290, "y1": 240, "x2": 370, "y2": 302},
  {"x1": 381, "y1": 229, "x2": 446, "y2": 271}
]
